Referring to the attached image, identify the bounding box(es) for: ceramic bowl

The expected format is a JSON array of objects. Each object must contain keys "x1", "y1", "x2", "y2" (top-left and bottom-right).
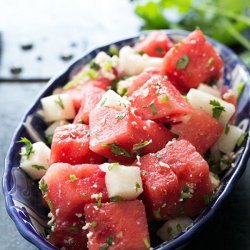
[{"x1": 3, "y1": 30, "x2": 250, "y2": 250}]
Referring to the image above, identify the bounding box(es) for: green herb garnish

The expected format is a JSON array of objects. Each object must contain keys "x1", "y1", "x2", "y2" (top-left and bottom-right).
[
  {"x1": 110, "y1": 196, "x2": 124, "y2": 202},
  {"x1": 141, "y1": 170, "x2": 147, "y2": 176},
  {"x1": 54, "y1": 95, "x2": 64, "y2": 109},
  {"x1": 167, "y1": 227, "x2": 173, "y2": 237},
  {"x1": 39, "y1": 179, "x2": 48, "y2": 194},
  {"x1": 97, "y1": 193, "x2": 102, "y2": 208},
  {"x1": 106, "y1": 236, "x2": 114, "y2": 246},
  {"x1": 108, "y1": 162, "x2": 120, "y2": 171},
  {"x1": 176, "y1": 224, "x2": 182, "y2": 232},
  {"x1": 69, "y1": 174, "x2": 78, "y2": 182},
  {"x1": 109, "y1": 45, "x2": 119, "y2": 56},
  {"x1": 116, "y1": 112, "x2": 126, "y2": 120},
  {"x1": 158, "y1": 94, "x2": 169, "y2": 104},
  {"x1": 90, "y1": 61, "x2": 101, "y2": 70},
  {"x1": 46, "y1": 134, "x2": 53, "y2": 145},
  {"x1": 102, "y1": 143, "x2": 132, "y2": 157},
  {"x1": 209, "y1": 99, "x2": 226, "y2": 119},
  {"x1": 225, "y1": 124, "x2": 230, "y2": 135},
  {"x1": 180, "y1": 186, "x2": 193, "y2": 201},
  {"x1": 156, "y1": 47, "x2": 164, "y2": 54},
  {"x1": 203, "y1": 194, "x2": 211, "y2": 205},
  {"x1": 153, "y1": 209, "x2": 161, "y2": 219},
  {"x1": 176, "y1": 54, "x2": 189, "y2": 69},
  {"x1": 237, "y1": 82, "x2": 245, "y2": 99},
  {"x1": 133, "y1": 140, "x2": 151, "y2": 151},
  {"x1": 135, "y1": 182, "x2": 141, "y2": 192},
  {"x1": 236, "y1": 132, "x2": 248, "y2": 147},
  {"x1": 149, "y1": 103, "x2": 157, "y2": 115},
  {"x1": 32, "y1": 165, "x2": 46, "y2": 170},
  {"x1": 207, "y1": 57, "x2": 214, "y2": 67},
  {"x1": 18, "y1": 137, "x2": 34, "y2": 159}
]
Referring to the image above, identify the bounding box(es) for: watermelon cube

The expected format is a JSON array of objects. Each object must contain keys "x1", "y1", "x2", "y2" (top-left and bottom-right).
[
  {"x1": 74, "y1": 85, "x2": 105, "y2": 124},
  {"x1": 135, "y1": 139, "x2": 212, "y2": 219},
  {"x1": 127, "y1": 68, "x2": 161, "y2": 96},
  {"x1": 84, "y1": 200, "x2": 150, "y2": 250},
  {"x1": 171, "y1": 110, "x2": 224, "y2": 154},
  {"x1": 42, "y1": 163, "x2": 108, "y2": 222},
  {"x1": 161, "y1": 29, "x2": 223, "y2": 92},
  {"x1": 89, "y1": 105, "x2": 174, "y2": 163},
  {"x1": 135, "y1": 31, "x2": 173, "y2": 58},
  {"x1": 50, "y1": 124, "x2": 105, "y2": 165},
  {"x1": 130, "y1": 75, "x2": 193, "y2": 121}
]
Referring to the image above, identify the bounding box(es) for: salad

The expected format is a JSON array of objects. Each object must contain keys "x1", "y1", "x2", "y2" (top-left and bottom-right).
[{"x1": 18, "y1": 29, "x2": 247, "y2": 250}]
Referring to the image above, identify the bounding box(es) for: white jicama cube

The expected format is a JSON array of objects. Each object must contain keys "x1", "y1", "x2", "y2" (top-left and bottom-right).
[
  {"x1": 20, "y1": 141, "x2": 51, "y2": 180},
  {"x1": 45, "y1": 120, "x2": 69, "y2": 138},
  {"x1": 197, "y1": 83, "x2": 221, "y2": 98},
  {"x1": 97, "y1": 90, "x2": 130, "y2": 109},
  {"x1": 157, "y1": 217, "x2": 192, "y2": 241},
  {"x1": 119, "y1": 46, "x2": 162, "y2": 76},
  {"x1": 105, "y1": 164, "x2": 143, "y2": 200},
  {"x1": 187, "y1": 89, "x2": 235, "y2": 125},
  {"x1": 209, "y1": 172, "x2": 220, "y2": 190},
  {"x1": 41, "y1": 94, "x2": 76, "y2": 122},
  {"x1": 215, "y1": 125, "x2": 245, "y2": 154}
]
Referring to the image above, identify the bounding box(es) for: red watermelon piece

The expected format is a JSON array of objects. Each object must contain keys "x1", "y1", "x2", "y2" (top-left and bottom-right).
[
  {"x1": 135, "y1": 31, "x2": 173, "y2": 58},
  {"x1": 127, "y1": 68, "x2": 161, "y2": 96},
  {"x1": 89, "y1": 105, "x2": 174, "y2": 163},
  {"x1": 50, "y1": 124, "x2": 105, "y2": 165},
  {"x1": 161, "y1": 29, "x2": 223, "y2": 92},
  {"x1": 49, "y1": 218, "x2": 87, "y2": 250},
  {"x1": 84, "y1": 200, "x2": 150, "y2": 250},
  {"x1": 130, "y1": 75, "x2": 193, "y2": 121},
  {"x1": 42, "y1": 163, "x2": 108, "y2": 223},
  {"x1": 135, "y1": 139, "x2": 212, "y2": 218},
  {"x1": 171, "y1": 110, "x2": 224, "y2": 154},
  {"x1": 74, "y1": 85, "x2": 105, "y2": 124}
]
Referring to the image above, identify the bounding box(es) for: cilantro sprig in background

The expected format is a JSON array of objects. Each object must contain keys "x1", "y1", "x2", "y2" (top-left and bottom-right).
[{"x1": 131, "y1": 0, "x2": 250, "y2": 67}]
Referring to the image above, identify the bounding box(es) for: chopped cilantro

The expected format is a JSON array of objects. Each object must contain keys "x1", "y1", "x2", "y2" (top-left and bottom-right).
[
  {"x1": 158, "y1": 94, "x2": 169, "y2": 104},
  {"x1": 90, "y1": 221, "x2": 97, "y2": 227},
  {"x1": 108, "y1": 162, "x2": 120, "y2": 171},
  {"x1": 176, "y1": 54, "x2": 189, "y2": 69},
  {"x1": 106, "y1": 236, "x2": 114, "y2": 246},
  {"x1": 47, "y1": 199, "x2": 53, "y2": 210},
  {"x1": 46, "y1": 134, "x2": 53, "y2": 145},
  {"x1": 108, "y1": 45, "x2": 119, "y2": 56},
  {"x1": 39, "y1": 179, "x2": 48, "y2": 194},
  {"x1": 207, "y1": 57, "x2": 214, "y2": 67},
  {"x1": 69, "y1": 174, "x2": 78, "y2": 182},
  {"x1": 70, "y1": 225, "x2": 81, "y2": 232},
  {"x1": 132, "y1": 140, "x2": 151, "y2": 151},
  {"x1": 102, "y1": 143, "x2": 132, "y2": 158},
  {"x1": 153, "y1": 209, "x2": 161, "y2": 219},
  {"x1": 110, "y1": 196, "x2": 124, "y2": 202},
  {"x1": 116, "y1": 112, "x2": 126, "y2": 120},
  {"x1": 236, "y1": 132, "x2": 248, "y2": 147},
  {"x1": 135, "y1": 182, "x2": 141, "y2": 192},
  {"x1": 203, "y1": 194, "x2": 211, "y2": 205},
  {"x1": 156, "y1": 153, "x2": 162, "y2": 158},
  {"x1": 54, "y1": 95, "x2": 64, "y2": 109},
  {"x1": 143, "y1": 238, "x2": 151, "y2": 248},
  {"x1": 209, "y1": 99, "x2": 226, "y2": 119},
  {"x1": 237, "y1": 82, "x2": 245, "y2": 99},
  {"x1": 97, "y1": 193, "x2": 102, "y2": 208},
  {"x1": 180, "y1": 186, "x2": 193, "y2": 201},
  {"x1": 90, "y1": 61, "x2": 101, "y2": 70},
  {"x1": 176, "y1": 224, "x2": 182, "y2": 232},
  {"x1": 156, "y1": 47, "x2": 164, "y2": 54},
  {"x1": 100, "y1": 97, "x2": 107, "y2": 107},
  {"x1": 31, "y1": 165, "x2": 46, "y2": 170},
  {"x1": 225, "y1": 124, "x2": 230, "y2": 135},
  {"x1": 119, "y1": 87, "x2": 128, "y2": 97},
  {"x1": 149, "y1": 103, "x2": 157, "y2": 115},
  {"x1": 141, "y1": 170, "x2": 147, "y2": 176},
  {"x1": 167, "y1": 227, "x2": 173, "y2": 237},
  {"x1": 18, "y1": 137, "x2": 34, "y2": 159}
]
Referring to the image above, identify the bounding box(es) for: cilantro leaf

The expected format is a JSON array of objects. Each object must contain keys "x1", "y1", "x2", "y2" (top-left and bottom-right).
[
  {"x1": 133, "y1": 140, "x2": 152, "y2": 151},
  {"x1": 18, "y1": 137, "x2": 34, "y2": 159},
  {"x1": 54, "y1": 95, "x2": 64, "y2": 109},
  {"x1": 32, "y1": 165, "x2": 46, "y2": 170},
  {"x1": 209, "y1": 99, "x2": 226, "y2": 119},
  {"x1": 102, "y1": 143, "x2": 132, "y2": 157}
]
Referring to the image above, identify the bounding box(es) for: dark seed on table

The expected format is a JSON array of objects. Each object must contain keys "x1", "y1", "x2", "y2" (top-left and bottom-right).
[
  {"x1": 70, "y1": 42, "x2": 77, "y2": 47},
  {"x1": 37, "y1": 56, "x2": 43, "y2": 61},
  {"x1": 20, "y1": 42, "x2": 34, "y2": 51},
  {"x1": 60, "y1": 52, "x2": 74, "y2": 61},
  {"x1": 10, "y1": 66, "x2": 23, "y2": 75}
]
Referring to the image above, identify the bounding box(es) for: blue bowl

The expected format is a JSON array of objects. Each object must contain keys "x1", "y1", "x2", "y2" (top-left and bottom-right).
[{"x1": 3, "y1": 30, "x2": 250, "y2": 250}]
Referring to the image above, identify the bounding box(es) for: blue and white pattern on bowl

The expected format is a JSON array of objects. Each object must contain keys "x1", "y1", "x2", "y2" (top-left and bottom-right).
[{"x1": 2, "y1": 30, "x2": 250, "y2": 250}]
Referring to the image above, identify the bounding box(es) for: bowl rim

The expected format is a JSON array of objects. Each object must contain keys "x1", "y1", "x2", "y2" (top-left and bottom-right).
[{"x1": 2, "y1": 29, "x2": 250, "y2": 250}]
